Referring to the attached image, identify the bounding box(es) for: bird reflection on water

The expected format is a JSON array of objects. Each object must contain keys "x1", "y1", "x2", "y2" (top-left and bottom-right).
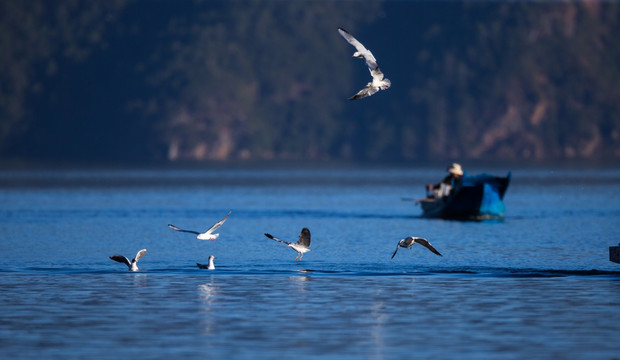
[
  {"x1": 198, "y1": 281, "x2": 218, "y2": 335},
  {"x1": 131, "y1": 273, "x2": 148, "y2": 287}
]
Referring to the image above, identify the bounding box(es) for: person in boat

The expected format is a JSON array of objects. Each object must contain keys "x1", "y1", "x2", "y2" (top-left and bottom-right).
[{"x1": 427, "y1": 163, "x2": 464, "y2": 199}]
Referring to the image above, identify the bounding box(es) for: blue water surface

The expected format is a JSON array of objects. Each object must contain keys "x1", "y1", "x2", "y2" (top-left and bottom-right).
[{"x1": 1, "y1": 167, "x2": 619, "y2": 359}]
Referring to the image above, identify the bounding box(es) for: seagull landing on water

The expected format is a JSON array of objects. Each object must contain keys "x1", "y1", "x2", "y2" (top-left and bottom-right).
[
  {"x1": 264, "y1": 228, "x2": 311, "y2": 261},
  {"x1": 337, "y1": 27, "x2": 391, "y2": 100},
  {"x1": 109, "y1": 249, "x2": 147, "y2": 271},
  {"x1": 391, "y1": 237, "x2": 442, "y2": 259},
  {"x1": 168, "y1": 211, "x2": 231, "y2": 241},
  {"x1": 197, "y1": 256, "x2": 216, "y2": 270}
]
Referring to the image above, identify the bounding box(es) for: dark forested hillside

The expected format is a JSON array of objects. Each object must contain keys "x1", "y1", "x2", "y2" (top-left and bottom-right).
[{"x1": 1, "y1": 0, "x2": 618, "y2": 164}]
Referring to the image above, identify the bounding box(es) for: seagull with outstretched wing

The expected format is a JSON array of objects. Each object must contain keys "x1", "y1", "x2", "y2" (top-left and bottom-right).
[
  {"x1": 168, "y1": 211, "x2": 231, "y2": 241},
  {"x1": 391, "y1": 237, "x2": 442, "y2": 259},
  {"x1": 264, "y1": 227, "x2": 312, "y2": 261},
  {"x1": 338, "y1": 27, "x2": 391, "y2": 100},
  {"x1": 109, "y1": 249, "x2": 147, "y2": 271}
]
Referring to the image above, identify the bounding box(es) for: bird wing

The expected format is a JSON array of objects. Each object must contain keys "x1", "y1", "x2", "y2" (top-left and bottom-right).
[
  {"x1": 109, "y1": 255, "x2": 131, "y2": 266},
  {"x1": 205, "y1": 211, "x2": 231, "y2": 235},
  {"x1": 296, "y1": 228, "x2": 311, "y2": 248},
  {"x1": 168, "y1": 224, "x2": 200, "y2": 235},
  {"x1": 416, "y1": 238, "x2": 443, "y2": 256},
  {"x1": 370, "y1": 67, "x2": 385, "y2": 82},
  {"x1": 338, "y1": 27, "x2": 378, "y2": 69},
  {"x1": 349, "y1": 84, "x2": 379, "y2": 100},
  {"x1": 264, "y1": 233, "x2": 292, "y2": 245},
  {"x1": 391, "y1": 243, "x2": 400, "y2": 259},
  {"x1": 133, "y1": 249, "x2": 147, "y2": 262}
]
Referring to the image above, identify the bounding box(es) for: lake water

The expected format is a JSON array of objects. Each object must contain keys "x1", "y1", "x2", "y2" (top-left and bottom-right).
[{"x1": 1, "y1": 166, "x2": 619, "y2": 359}]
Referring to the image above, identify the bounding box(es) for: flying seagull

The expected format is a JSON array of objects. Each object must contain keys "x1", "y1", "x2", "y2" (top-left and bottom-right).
[
  {"x1": 109, "y1": 249, "x2": 147, "y2": 271},
  {"x1": 338, "y1": 27, "x2": 391, "y2": 100},
  {"x1": 264, "y1": 227, "x2": 312, "y2": 261},
  {"x1": 168, "y1": 211, "x2": 231, "y2": 241},
  {"x1": 391, "y1": 237, "x2": 442, "y2": 259},
  {"x1": 197, "y1": 255, "x2": 216, "y2": 270}
]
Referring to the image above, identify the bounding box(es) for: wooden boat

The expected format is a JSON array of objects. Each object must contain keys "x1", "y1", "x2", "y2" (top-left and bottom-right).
[{"x1": 418, "y1": 172, "x2": 511, "y2": 220}]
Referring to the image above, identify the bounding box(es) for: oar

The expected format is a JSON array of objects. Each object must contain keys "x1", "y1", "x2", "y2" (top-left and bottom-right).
[{"x1": 401, "y1": 197, "x2": 427, "y2": 204}]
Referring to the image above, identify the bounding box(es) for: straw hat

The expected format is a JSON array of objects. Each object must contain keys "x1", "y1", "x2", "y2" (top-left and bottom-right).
[{"x1": 447, "y1": 163, "x2": 463, "y2": 176}]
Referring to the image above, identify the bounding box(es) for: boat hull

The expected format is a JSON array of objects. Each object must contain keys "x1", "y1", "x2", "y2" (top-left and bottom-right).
[
  {"x1": 420, "y1": 172, "x2": 511, "y2": 220},
  {"x1": 610, "y1": 244, "x2": 620, "y2": 264}
]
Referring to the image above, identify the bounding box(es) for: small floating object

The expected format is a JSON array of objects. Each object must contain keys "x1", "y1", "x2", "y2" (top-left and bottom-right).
[
  {"x1": 610, "y1": 244, "x2": 620, "y2": 264},
  {"x1": 417, "y1": 172, "x2": 511, "y2": 220},
  {"x1": 197, "y1": 255, "x2": 216, "y2": 270},
  {"x1": 109, "y1": 249, "x2": 147, "y2": 271}
]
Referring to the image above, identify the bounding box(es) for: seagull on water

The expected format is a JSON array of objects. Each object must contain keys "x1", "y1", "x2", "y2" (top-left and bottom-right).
[
  {"x1": 264, "y1": 227, "x2": 312, "y2": 261},
  {"x1": 391, "y1": 237, "x2": 442, "y2": 259},
  {"x1": 197, "y1": 255, "x2": 216, "y2": 270},
  {"x1": 109, "y1": 249, "x2": 147, "y2": 271},
  {"x1": 338, "y1": 27, "x2": 391, "y2": 100},
  {"x1": 168, "y1": 211, "x2": 231, "y2": 241}
]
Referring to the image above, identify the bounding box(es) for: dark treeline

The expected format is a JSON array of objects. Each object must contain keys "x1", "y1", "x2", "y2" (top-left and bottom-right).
[{"x1": 1, "y1": 0, "x2": 619, "y2": 164}]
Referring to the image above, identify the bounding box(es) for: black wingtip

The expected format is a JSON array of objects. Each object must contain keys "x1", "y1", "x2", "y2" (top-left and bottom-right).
[{"x1": 264, "y1": 233, "x2": 274, "y2": 239}]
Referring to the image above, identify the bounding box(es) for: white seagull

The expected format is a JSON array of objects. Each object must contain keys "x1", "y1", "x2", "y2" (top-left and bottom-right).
[
  {"x1": 264, "y1": 227, "x2": 312, "y2": 261},
  {"x1": 168, "y1": 211, "x2": 231, "y2": 241},
  {"x1": 391, "y1": 237, "x2": 442, "y2": 259},
  {"x1": 109, "y1": 249, "x2": 147, "y2": 271},
  {"x1": 338, "y1": 27, "x2": 391, "y2": 100},
  {"x1": 197, "y1": 255, "x2": 216, "y2": 270}
]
